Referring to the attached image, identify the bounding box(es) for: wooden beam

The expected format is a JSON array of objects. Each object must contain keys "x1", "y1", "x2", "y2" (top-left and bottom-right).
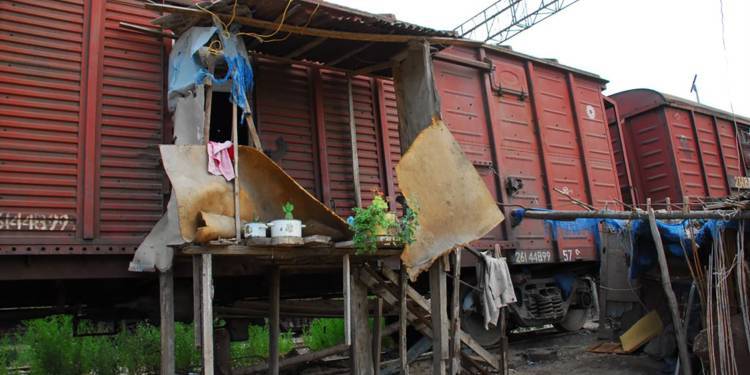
[
  {"x1": 159, "y1": 269, "x2": 175, "y2": 375},
  {"x1": 394, "y1": 41, "x2": 442, "y2": 153},
  {"x1": 147, "y1": 3, "x2": 477, "y2": 46},
  {"x1": 646, "y1": 200, "x2": 692, "y2": 375},
  {"x1": 231, "y1": 104, "x2": 241, "y2": 242},
  {"x1": 449, "y1": 250, "x2": 462, "y2": 375},
  {"x1": 193, "y1": 256, "x2": 203, "y2": 348},
  {"x1": 329, "y1": 42, "x2": 374, "y2": 66},
  {"x1": 285, "y1": 37, "x2": 328, "y2": 58},
  {"x1": 348, "y1": 77, "x2": 362, "y2": 208},
  {"x1": 235, "y1": 344, "x2": 350, "y2": 374},
  {"x1": 201, "y1": 254, "x2": 215, "y2": 375},
  {"x1": 373, "y1": 296, "x2": 383, "y2": 375},
  {"x1": 269, "y1": 266, "x2": 281, "y2": 375},
  {"x1": 344, "y1": 254, "x2": 352, "y2": 346},
  {"x1": 119, "y1": 21, "x2": 175, "y2": 39},
  {"x1": 351, "y1": 268, "x2": 374, "y2": 375},
  {"x1": 429, "y1": 261, "x2": 448, "y2": 375},
  {"x1": 399, "y1": 265, "x2": 409, "y2": 375}
]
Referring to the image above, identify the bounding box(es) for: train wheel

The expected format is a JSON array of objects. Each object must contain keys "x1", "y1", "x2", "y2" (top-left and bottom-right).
[{"x1": 554, "y1": 307, "x2": 589, "y2": 332}]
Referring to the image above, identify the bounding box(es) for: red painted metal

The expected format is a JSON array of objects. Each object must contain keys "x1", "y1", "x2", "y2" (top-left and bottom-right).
[{"x1": 609, "y1": 89, "x2": 750, "y2": 206}]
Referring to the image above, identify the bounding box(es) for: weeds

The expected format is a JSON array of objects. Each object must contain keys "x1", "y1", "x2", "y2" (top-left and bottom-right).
[
  {"x1": 231, "y1": 324, "x2": 294, "y2": 367},
  {"x1": 303, "y1": 318, "x2": 345, "y2": 351}
]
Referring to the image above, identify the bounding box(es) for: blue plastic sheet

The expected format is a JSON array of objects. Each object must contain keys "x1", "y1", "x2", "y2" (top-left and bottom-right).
[
  {"x1": 167, "y1": 26, "x2": 254, "y2": 120},
  {"x1": 510, "y1": 208, "x2": 737, "y2": 279}
]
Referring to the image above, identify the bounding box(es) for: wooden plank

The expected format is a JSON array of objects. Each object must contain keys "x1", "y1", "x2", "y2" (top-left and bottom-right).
[
  {"x1": 193, "y1": 255, "x2": 203, "y2": 349},
  {"x1": 159, "y1": 269, "x2": 175, "y2": 375},
  {"x1": 393, "y1": 41, "x2": 441, "y2": 153},
  {"x1": 147, "y1": 3, "x2": 481, "y2": 47},
  {"x1": 351, "y1": 268, "x2": 374, "y2": 375},
  {"x1": 348, "y1": 77, "x2": 362, "y2": 208},
  {"x1": 235, "y1": 344, "x2": 350, "y2": 374},
  {"x1": 285, "y1": 37, "x2": 327, "y2": 58},
  {"x1": 399, "y1": 265, "x2": 409, "y2": 375},
  {"x1": 180, "y1": 244, "x2": 401, "y2": 258},
  {"x1": 373, "y1": 296, "x2": 383, "y2": 375},
  {"x1": 214, "y1": 328, "x2": 232, "y2": 375},
  {"x1": 449, "y1": 250, "x2": 462, "y2": 375},
  {"x1": 201, "y1": 254, "x2": 215, "y2": 375},
  {"x1": 304, "y1": 235, "x2": 332, "y2": 247},
  {"x1": 379, "y1": 267, "x2": 499, "y2": 370},
  {"x1": 429, "y1": 261, "x2": 448, "y2": 375},
  {"x1": 344, "y1": 254, "x2": 352, "y2": 346},
  {"x1": 269, "y1": 266, "x2": 281, "y2": 375},
  {"x1": 232, "y1": 103, "x2": 241, "y2": 242}
]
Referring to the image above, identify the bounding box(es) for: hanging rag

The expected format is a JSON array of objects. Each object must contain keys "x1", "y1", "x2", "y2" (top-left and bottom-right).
[
  {"x1": 476, "y1": 253, "x2": 517, "y2": 329},
  {"x1": 207, "y1": 141, "x2": 235, "y2": 181}
]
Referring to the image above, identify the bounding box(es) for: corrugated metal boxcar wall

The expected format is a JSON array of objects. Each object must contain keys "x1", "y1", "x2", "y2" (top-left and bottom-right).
[{"x1": 0, "y1": 0, "x2": 164, "y2": 253}]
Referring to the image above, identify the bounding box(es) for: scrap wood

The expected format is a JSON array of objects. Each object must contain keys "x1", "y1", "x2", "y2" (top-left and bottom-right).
[
  {"x1": 396, "y1": 119, "x2": 504, "y2": 281},
  {"x1": 587, "y1": 341, "x2": 626, "y2": 354},
  {"x1": 159, "y1": 145, "x2": 351, "y2": 242},
  {"x1": 619, "y1": 310, "x2": 663, "y2": 353}
]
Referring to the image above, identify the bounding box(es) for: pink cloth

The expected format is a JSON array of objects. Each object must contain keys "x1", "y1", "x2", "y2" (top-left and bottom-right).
[{"x1": 207, "y1": 141, "x2": 235, "y2": 181}]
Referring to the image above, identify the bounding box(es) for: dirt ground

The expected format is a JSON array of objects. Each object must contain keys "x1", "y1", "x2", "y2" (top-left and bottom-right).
[
  {"x1": 407, "y1": 323, "x2": 666, "y2": 374},
  {"x1": 507, "y1": 326, "x2": 665, "y2": 374}
]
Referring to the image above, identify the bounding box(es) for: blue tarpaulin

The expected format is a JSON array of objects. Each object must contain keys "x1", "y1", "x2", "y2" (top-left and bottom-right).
[{"x1": 511, "y1": 208, "x2": 736, "y2": 279}]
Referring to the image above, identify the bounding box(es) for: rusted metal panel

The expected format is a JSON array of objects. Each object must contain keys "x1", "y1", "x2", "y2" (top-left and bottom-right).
[
  {"x1": 0, "y1": 0, "x2": 85, "y2": 250},
  {"x1": 0, "y1": 0, "x2": 164, "y2": 254},
  {"x1": 611, "y1": 88, "x2": 750, "y2": 205},
  {"x1": 255, "y1": 63, "x2": 319, "y2": 194},
  {"x1": 97, "y1": 0, "x2": 165, "y2": 242}
]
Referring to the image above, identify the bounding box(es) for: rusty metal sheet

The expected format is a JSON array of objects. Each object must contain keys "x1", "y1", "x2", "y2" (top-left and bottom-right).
[
  {"x1": 397, "y1": 120, "x2": 504, "y2": 280},
  {"x1": 159, "y1": 144, "x2": 351, "y2": 242}
]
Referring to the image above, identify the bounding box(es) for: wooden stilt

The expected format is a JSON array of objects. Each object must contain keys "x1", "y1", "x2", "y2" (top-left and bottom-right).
[
  {"x1": 203, "y1": 79, "x2": 214, "y2": 143},
  {"x1": 231, "y1": 104, "x2": 241, "y2": 242},
  {"x1": 344, "y1": 254, "x2": 352, "y2": 346},
  {"x1": 429, "y1": 260, "x2": 449, "y2": 375},
  {"x1": 449, "y1": 250, "x2": 462, "y2": 375},
  {"x1": 399, "y1": 264, "x2": 409, "y2": 375},
  {"x1": 193, "y1": 255, "x2": 203, "y2": 349},
  {"x1": 373, "y1": 296, "x2": 383, "y2": 374},
  {"x1": 201, "y1": 254, "x2": 215, "y2": 375},
  {"x1": 214, "y1": 328, "x2": 232, "y2": 375},
  {"x1": 499, "y1": 307, "x2": 508, "y2": 375},
  {"x1": 269, "y1": 266, "x2": 281, "y2": 375},
  {"x1": 159, "y1": 269, "x2": 175, "y2": 375},
  {"x1": 351, "y1": 267, "x2": 374, "y2": 375},
  {"x1": 646, "y1": 199, "x2": 692, "y2": 375}
]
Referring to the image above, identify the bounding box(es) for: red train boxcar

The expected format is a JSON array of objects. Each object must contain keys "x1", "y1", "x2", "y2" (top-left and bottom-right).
[
  {"x1": 609, "y1": 88, "x2": 750, "y2": 206},
  {"x1": 1, "y1": 0, "x2": 623, "y2": 333}
]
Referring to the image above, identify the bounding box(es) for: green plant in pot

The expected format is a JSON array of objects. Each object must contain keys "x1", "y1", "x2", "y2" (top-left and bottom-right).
[
  {"x1": 351, "y1": 194, "x2": 418, "y2": 255},
  {"x1": 268, "y1": 201, "x2": 304, "y2": 238}
]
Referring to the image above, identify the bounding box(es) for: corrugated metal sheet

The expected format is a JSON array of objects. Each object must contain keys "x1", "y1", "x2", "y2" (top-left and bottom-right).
[
  {"x1": 611, "y1": 88, "x2": 750, "y2": 206},
  {"x1": 0, "y1": 0, "x2": 85, "y2": 250},
  {"x1": 0, "y1": 0, "x2": 164, "y2": 253}
]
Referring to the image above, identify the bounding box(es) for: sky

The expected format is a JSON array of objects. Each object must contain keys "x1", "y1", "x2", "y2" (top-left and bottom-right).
[{"x1": 331, "y1": 0, "x2": 750, "y2": 115}]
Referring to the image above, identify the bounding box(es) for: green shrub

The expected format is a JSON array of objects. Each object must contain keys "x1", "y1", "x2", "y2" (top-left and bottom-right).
[
  {"x1": 19, "y1": 315, "x2": 84, "y2": 375},
  {"x1": 116, "y1": 322, "x2": 161, "y2": 374},
  {"x1": 0, "y1": 336, "x2": 10, "y2": 375},
  {"x1": 231, "y1": 324, "x2": 294, "y2": 367},
  {"x1": 174, "y1": 323, "x2": 199, "y2": 372},
  {"x1": 303, "y1": 318, "x2": 345, "y2": 351}
]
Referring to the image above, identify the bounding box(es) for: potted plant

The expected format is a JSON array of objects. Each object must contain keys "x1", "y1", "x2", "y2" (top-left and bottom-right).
[
  {"x1": 351, "y1": 194, "x2": 418, "y2": 255},
  {"x1": 268, "y1": 201, "x2": 304, "y2": 238}
]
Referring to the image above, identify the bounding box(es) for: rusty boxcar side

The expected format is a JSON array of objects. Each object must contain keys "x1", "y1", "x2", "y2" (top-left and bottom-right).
[{"x1": 609, "y1": 88, "x2": 750, "y2": 206}]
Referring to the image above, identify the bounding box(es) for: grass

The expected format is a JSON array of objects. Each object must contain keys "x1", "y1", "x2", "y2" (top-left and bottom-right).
[
  {"x1": 303, "y1": 318, "x2": 345, "y2": 351},
  {"x1": 231, "y1": 324, "x2": 294, "y2": 367}
]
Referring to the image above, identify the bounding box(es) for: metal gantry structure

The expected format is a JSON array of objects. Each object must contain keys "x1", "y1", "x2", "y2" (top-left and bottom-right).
[{"x1": 454, "y1": 0, "x2": 581, "y2": 44}]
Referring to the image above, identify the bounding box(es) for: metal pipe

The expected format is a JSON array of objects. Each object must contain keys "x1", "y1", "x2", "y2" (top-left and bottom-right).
[{"x1": 517, "y1": 209, "x2": 750, "y2": 221}]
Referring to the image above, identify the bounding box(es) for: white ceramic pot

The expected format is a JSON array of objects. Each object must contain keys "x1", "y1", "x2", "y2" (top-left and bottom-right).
[
  {"x1": 268, "y1": 219, "x2": 304, "y2": 238},
  {"x1": 244, "y1": 222, "x2": 268, "y2": 238}
]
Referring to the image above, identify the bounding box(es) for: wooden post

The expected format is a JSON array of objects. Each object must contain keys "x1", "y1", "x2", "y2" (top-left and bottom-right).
[
  {"x1": 201, "y1": 254, "x2": 215, "y2": 375},
  {"x1": 372, "y1": 296, "x2": 383, "y2": 374},
  {"x1": 231, "y1": 104, "x2": 241, "y2": 242},
  {"x1": 193, "y1": 256, "x2": 203, "y2": 348},
  {"x1": 214, "y1": 328, "x2": 232, "y2": 375},
  {"x1": 351, "y1": 267, "x2": 374, "y2": 375},
  {"x1": 348, "y1": 77, "x2": 362, "y2": 208},
  {"x1": 399, "y1": 265, "x2": 409, "y2": 375},
  {"x1": 159, "y1": 269, "x2": 175, "y2": 375},
  {"x1": 203, "y1": 76, "x2": 214, "y2": 143},
  {"x1": 499, "y1": 307, "x2": 508, "y2": 375},
  {"x1": 269, "y1": 266, "x2": 281, "y2": 375},
  {"x1": 449, "y1": 250, "x2": 462, "y2": 375},
  {"x1": 344, "y1": 254, "x2": 352, "y2": 346},
  {"x1": 429, "y1": 260, "x2": 449, "y2": 375},
  {"x1": 646, "y1": 199, "x2": 692, "y2": 375}
]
